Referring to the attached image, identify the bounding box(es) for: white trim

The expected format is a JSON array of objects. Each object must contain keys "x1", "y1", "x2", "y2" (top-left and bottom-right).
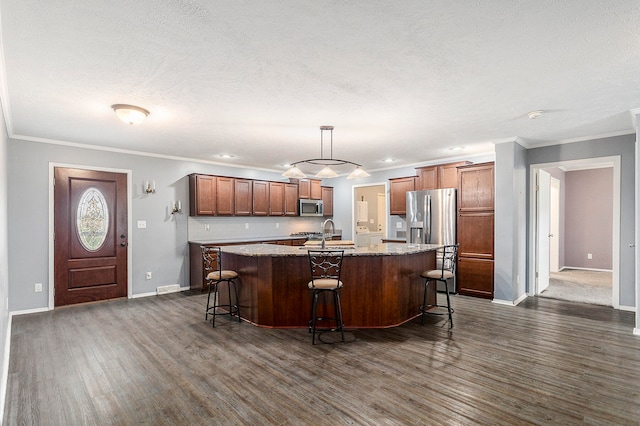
[
  {"x1": 492, "y1": 293, "x2": 528, "y2": 307},
  {"x1": 559, "y1": 266, "x2": 613, "y2": 273},
  {"x1": 0, "y1": 313, "x2": 11, "y2": 424},
  {"x1": 131, "y1": 286, "x2": 190, "y2": 299},
  {"x1": 620, "y1": 305, "x2": 636, "y2": 313},
  {"x1": 351, "y1": 181, "x2": 389, "y2": 241},
  {"x1": 49, "y1": 163, "x2": 133, "y2": 310},
  {"x1": 529, "y1": 156, "x2": 621, "y2": 310},
  {"x1": 520, "y1": 130, "x2": 634, "y2": 150},
  {"x1": 634, "y1": 328, "x2": 640, "y2": 336},
  {"x1": 9, "y1": 307, "x2": 49, "y2": 316}
]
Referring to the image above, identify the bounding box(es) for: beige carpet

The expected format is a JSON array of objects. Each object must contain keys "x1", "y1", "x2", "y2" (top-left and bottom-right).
[{"x1": 538, "y1": 269, "x2": 612, "y2": 306}]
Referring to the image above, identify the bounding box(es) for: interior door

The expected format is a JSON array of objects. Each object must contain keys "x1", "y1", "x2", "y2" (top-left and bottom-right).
[
  {"x1": 549, "y1": 177, "x2": 560, "y2": 272},
  {"x1": 536, "y1": 169, "x2": 551, "y2": 293},
  {"x1": 54, "y1": 167, "x2": 128, "y2": 306}
]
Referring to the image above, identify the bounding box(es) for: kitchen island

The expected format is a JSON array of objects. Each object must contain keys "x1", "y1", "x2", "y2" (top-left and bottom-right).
[{"x1": 218, "y1": 243, "x2": 439, "y2": 328}]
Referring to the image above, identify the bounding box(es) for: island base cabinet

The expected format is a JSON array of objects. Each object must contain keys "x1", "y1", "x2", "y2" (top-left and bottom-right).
[
  {"x1": 457, "y1": 257, "x2": 494, "y2": 298},
  {"x1": 221, "y1": 250, "x2": 436, "y2": 328}
]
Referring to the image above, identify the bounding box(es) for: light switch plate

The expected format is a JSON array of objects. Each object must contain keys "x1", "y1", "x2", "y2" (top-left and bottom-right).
[{"x1": 396, "y1": 222, "x2": 402, "y2": 229}]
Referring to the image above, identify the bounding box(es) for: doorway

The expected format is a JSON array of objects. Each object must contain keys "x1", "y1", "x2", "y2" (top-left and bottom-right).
[
  {"x1": 530, "y1": 157, "x2": 620, "y2": 308},
  {"x1": 352, "y1": 183, "x2": 388, "y2": 246},
  {"x1": 49, "y1": 164, "x2": 133, "y2": 309}
]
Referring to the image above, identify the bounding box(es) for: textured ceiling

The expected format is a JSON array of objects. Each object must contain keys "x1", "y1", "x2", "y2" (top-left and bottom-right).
[{"x1": 1, "y1": 0, "x2": 639, "y2": 174}]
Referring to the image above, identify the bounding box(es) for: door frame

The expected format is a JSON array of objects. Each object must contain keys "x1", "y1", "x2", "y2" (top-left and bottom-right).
[
  {"x1": 529, "y1": 156, "x2": 620, "y2": 309},
  {"x1": 549, "y1": 177, "x2": 560, "y2": 272},
  {"x1": 48, "y1": 163, "x2": 133, "y2": 309},
  {"x1": 351, "y1": 182, "x2": 389, "y2": 241}
]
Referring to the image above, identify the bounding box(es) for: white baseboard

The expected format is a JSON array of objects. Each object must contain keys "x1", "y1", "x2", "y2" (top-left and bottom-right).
[
  {"x1": 634, "y1": 328, "x2": 640, "y2": 336},
  {"x1": 492, "y1": 293, "x2": 528, "y2": 306},
  {"x1": 560, "y1": 266, "x2": 613, "y2": 273},
  {"x1": 619, "y1": 305, "x2": 636, "y2": 312},
  {"x1": 10, "y1": 306, "x2": 50, "y2": 316},
  {"x1": 132, "y1": 285, "x2": 190, "y2": 299},
  {"x1": 0, "y1": 313, "x2": 12, "y2": 425}
]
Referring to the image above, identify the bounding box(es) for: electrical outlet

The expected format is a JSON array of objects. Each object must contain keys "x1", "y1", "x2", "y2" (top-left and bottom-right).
[
  {"x1": 276, "y1": 223, "x2": 279, "y2": 229},
  {"x1": 587, "y1": 253, "x2": 593, "y2": 260},
  {"x1": 137, "y1": 220, "x2": 147, "y2": 229},
  {"x1": 34, "y1": 283, "x2": 43, "y2": 292},
  {"x1": 245, "y1": 223, "x2": 249, "y2": 229},
  {"x1": 396, "y1": 222, "x2": 402, "y2": 229},
  {"x1": 146, "y1": 271, "x2": 152, "y2": 280}
]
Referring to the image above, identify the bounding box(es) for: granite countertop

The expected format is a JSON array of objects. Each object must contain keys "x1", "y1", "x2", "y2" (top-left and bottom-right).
[
  {"x1": 189, "y1": 234, "x2": 341, "y2": 245},
  {"x1": 220, "y1": 243, "x2": 442, "y2": 257}
]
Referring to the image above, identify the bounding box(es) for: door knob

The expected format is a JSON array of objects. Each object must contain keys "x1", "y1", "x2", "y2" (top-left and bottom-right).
[
  {"x1": 120, "y1": 242, "x2": 127, "y2": 247},
  {"x1": 548, "y1": 233, "x2": 554, "y2": 237}
]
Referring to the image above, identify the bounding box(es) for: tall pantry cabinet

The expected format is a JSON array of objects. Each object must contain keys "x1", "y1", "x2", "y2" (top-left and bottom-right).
[{"x1": 456, "y1": 162, "x2": 495, "y2": 298}]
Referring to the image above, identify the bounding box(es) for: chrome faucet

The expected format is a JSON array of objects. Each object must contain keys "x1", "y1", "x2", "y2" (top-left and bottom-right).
[{"x1": 321, "y1": 218, "x2": 335, "y2": 249}]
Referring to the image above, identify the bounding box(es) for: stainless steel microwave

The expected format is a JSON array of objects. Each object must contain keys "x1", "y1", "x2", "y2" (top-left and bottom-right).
[{"x1": 299, "y1": 199, "x2": 323, "y2": 216}]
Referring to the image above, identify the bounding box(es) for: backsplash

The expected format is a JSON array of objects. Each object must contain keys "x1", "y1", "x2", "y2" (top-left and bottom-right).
[{"x1": 188, "y1": 216, "x2": 328, "y2": 242}]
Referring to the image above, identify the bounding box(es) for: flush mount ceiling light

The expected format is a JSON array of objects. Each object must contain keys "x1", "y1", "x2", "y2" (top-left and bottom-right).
[
  {"x1": 282, "y1": 126, "x2": 370, "y2": 180},
  {"x1": 449, "y1": 146, "x2": 465, "y2": 151},
  {"x1": 111, "y1": 104, "x2": 150, "y2": 125},
  {"x1": 527, "y1": 110, "x2": 544, "y2": 119}
]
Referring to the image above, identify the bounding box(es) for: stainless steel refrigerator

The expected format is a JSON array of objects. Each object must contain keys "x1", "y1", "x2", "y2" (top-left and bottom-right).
[{"x1": 406, "y1": 189, "x2": 457, "y2": 291}]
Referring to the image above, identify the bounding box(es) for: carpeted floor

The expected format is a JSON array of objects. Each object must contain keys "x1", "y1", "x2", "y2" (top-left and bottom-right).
[{"x1": 539, "y1": 268, "x2": 612, "y2": 306}]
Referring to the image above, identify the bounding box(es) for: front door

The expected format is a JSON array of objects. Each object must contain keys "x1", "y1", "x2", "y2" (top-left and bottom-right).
[{"x1": 54, "y1": 167, "x2": 128, "y2": 306}]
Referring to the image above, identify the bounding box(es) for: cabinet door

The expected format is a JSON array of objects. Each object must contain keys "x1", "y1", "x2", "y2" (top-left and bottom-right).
[
  {"x1": 457, "y1": 212, "x2": 494, "y2": 259},
  {"x1": 322, "y1": 186, "x2": 333, "y2": 216},
  {"x1": 269, "y1": 182, "x2": 285, "y2": 216},
  {"x1": 457, "y1": 257, "x2": 494, "y2": 298},
  {"x1": 234, "y1": 178, "x2": 252, "y2": 216},
  {"x1": 284, "y1": 183, "x2": 298, "y2": 216},
  {"x1": 216, "y1": 177, "x2": 234, "y2": 215},
  {"x1": 310, "y1": 179, "x2": 322, "y2": 200},
  {"x1": 298, "y1": 180, "x2": 310, "y2": 199},
  {"x1": 458, "y1": 163, "x2": 495, "y2": 211},
  {"x1": 189, "y1": 174, "x2": 216, "y2": 216},
  {"x1": 389, "y1": 177, "x2": 415, "y2": 215},
  {"x1": 416, "y1": 166, "x2": 438, "y2": 190},
  {"x1": 252, "y1": 180, "x2": 269, "y2": 216},
  {"x1": 439, "y1": 161, "x2": 471, "y2": 189}
]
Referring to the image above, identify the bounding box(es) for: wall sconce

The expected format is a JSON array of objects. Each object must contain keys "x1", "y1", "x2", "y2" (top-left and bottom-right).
[
  {"x1": 171, "y1": 201, "x2": 183, "y2": 214},
  {"x1": 145, "y1": 181, "x2": 156, "y2": 194}
]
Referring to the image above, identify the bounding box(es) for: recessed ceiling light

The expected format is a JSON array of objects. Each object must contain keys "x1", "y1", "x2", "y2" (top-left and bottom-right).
[
  {"x1": 383, "y1": 158, "x2": 396, "y2": 163},
  {"x1": 218, "y1": 154, "x2": 234, "y2": 159},
  {"x1": 449, "y1": 146, "x2": 464, "y2": 151},
  {"x1": 527, "y1": 110, "x2": 544, "y2": 119}
]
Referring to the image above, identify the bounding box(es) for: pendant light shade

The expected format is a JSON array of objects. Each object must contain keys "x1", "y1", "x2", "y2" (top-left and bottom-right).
[{"x1": 282, "y1": 126, "x2": 369, "y2": 179}]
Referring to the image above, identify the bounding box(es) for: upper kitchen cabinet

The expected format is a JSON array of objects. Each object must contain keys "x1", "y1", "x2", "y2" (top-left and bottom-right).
[
  {"x1": 458, "y1": 162, "x2": 494, "y2": 211},
  {"x1": 216, "y1": 177, "x2": 235, "y2": 215},
  {"x1": 252, "y1": 180, "x2": 269, "y2": 216},
  {"x1": 389, "y1": 176, "x2": 416, "y2": 215},
  {"x1": 189, "y1": 174, "x2": 216, "y2": 216},
  {"x1": 415, "y1": 161, "x2": 472, "y2": 190},
  {"x1": 269, "y1": 182, "x2": 285, "y2": 216},
  {"x1": 234, "y1": 178, "x2": 252, "y2": 216},
  {"x1": 322, "y1": 186, "x2": 333, "y2": 216},
  {"x1": 284, "y1": 183, "x2": 298, "y2": 216},
  {"x1": 297, "y1": 178, "x2": 322, "y2": 200}
]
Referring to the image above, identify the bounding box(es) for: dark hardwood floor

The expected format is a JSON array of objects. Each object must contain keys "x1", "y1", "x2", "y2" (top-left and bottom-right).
[{"x1": 4, "y1": 291, "x2": 640, "y2": 425}]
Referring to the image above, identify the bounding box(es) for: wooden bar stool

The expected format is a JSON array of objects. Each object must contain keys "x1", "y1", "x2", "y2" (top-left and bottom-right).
[
  {"x1": 201, "y1": 246, "x2": 241, "y2": 327},
  {"x1": 307, "y1": 249, "x2": 345, "y2": 345},
  {"x1": 420, "y1": 244, "x2": 458, "y2": 328}
]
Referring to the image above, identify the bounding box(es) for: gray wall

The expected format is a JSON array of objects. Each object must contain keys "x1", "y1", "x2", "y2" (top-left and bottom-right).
[
  {"x1": 0, "y1": 99, "x2": 10, "y2": 416},
  {"x1": 6, "y1": 139, "x2": 317, "y2": 312},
  {"x1": 564, "y1": 168, "x2": 613, "y2": 269},
  {"x1": 526, "y1": 134, "x2": 636, "y2": 307}
]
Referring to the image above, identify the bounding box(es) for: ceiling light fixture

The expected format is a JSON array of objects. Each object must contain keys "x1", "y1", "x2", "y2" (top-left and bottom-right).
[
  {"x1": 282, "y1": 126, "x2": 370, "y2": 180},
  {"x1": 111, "y1": 104, "x2": 150, "y2": 125}
]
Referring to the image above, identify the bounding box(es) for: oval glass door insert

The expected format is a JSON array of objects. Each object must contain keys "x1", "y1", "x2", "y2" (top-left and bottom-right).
[{"x1": 76, "y1": 187, "x2": 109, "y2": 251}]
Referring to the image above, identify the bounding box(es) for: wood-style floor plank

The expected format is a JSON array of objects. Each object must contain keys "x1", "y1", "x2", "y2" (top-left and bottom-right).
[{"x1": 4, "y1": 291, "x2": 640, "y2": 425}]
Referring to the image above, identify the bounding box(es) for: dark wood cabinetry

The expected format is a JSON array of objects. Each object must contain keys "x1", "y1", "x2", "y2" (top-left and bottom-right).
[
  {"x1": 297, "y1": 179, "x2": 322, "y2": 200},
  {"x1": 269, "y1": 182, "x2": 285, "y2": 216},
  {"x1": 416, "y1": 161, "x2": 472, "y2": 190},
  {"x1": 389, "y1": 177, "x2": 415, "y2": 215},
  {"x1": 284, "y1": 183, "x2": 298, "y2": 216},
  {"x1": 234, "y1": 178, "x2": 252, "y2": 216},
  {"x1": 457, "y1": 162, "x2": 494, "y2": 298},
  {"x1": 322, "y1": 186, "x2": 333, "y2": 216},
  {"x1": 189, "y1": 174, "x2": 216, "y2": 216},
  {"x1": 216, "y1": 177, "x2": 234, "y2": 215},
  {"x1": 252, "y1": 180, "x2": 269, "y2": 216}
]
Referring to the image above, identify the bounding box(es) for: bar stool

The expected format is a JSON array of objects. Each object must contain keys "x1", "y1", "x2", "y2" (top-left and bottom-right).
[
  {"x1": 201, "y1": 246, "x2": 241, "y2": 327},
  {"x1": 307, "y1": 249, "x2": 345, "y2": 345},
  {"x1": 420, "y1": 244, "x2": 458, "y2": 328}
]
